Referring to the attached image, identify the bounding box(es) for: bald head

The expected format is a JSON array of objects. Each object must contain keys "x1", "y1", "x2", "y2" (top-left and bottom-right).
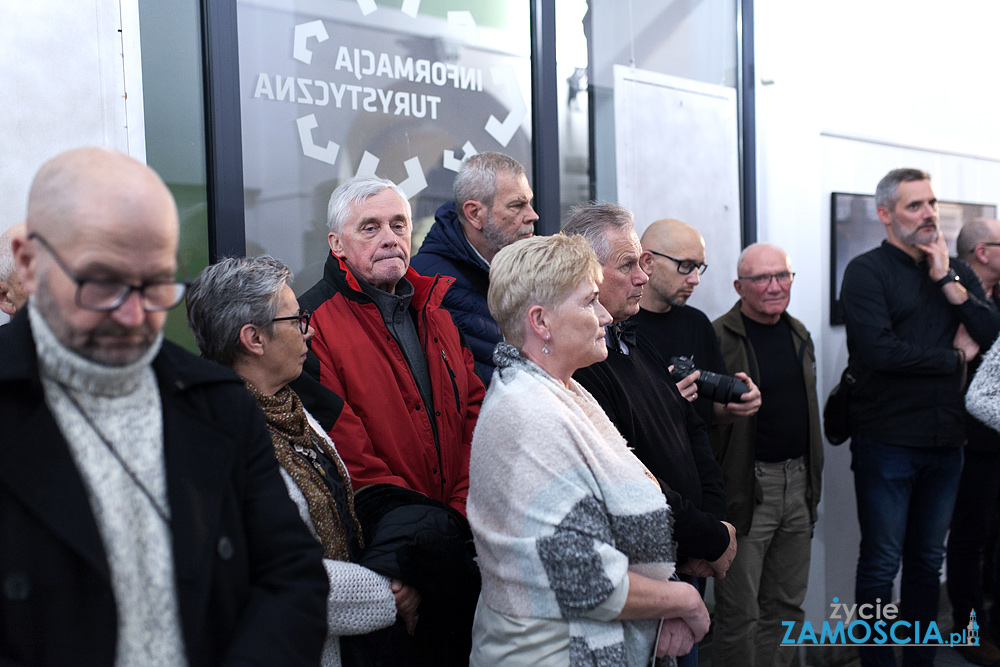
[
  {"x1": 25, "y1": 147, "x2": 178, "y2": 245},
  {"x1": 957, "y1": 218, "x2": 1000, "y2": 288},
  {"x1": 638, "y1": 219, "x2": 706, "y2": 312},
  {"x1": 734, "y1": 243, "x2": 793, "y2": 325},
  {"x1": 14, "y1": 147, "x2": 181, "y2": 365}
]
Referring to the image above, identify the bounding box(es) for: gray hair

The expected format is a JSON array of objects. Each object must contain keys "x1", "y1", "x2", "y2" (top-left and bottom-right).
[
  {"x1": 327, "y1": 176, "x2": 411, "y2": 235},
  {"x1": 453, "y1": 152, "x2": 525, "y2": 223},
  {"x1": 562, "y1": 202, "x2": 635, "y2": 263},
  {"x1": 875, "y1": 168, "x2": 931, "y2": 211},
  {"x1": 0, "y1": 224, "x2": 19, "y2": 282},
  {"x1": 957, "y1": 218, "x2": 1000, "y2": 259},
  {"x1": 186, "y1": 255, "x2": 292, "y2": 366}
]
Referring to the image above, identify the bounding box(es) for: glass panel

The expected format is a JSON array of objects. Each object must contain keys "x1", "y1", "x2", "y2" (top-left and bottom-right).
[
  {"x1": 137, "y1": 0, "x2": 210, "y2": 351},
  {"x1": 582, "y1": 0, "x2": 738, "y2": 203},
  {"x1": 236, "y1": 0, "x2": 534, "y2": 293}
]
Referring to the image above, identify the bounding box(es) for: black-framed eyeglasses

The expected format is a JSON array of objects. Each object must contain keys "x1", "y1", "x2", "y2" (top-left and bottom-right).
[
  {"x1": 738, "y1": 271, "x2": 796, "y2": 287},
  {"x1": 647, "y1": 249, "x2": 708, "y2": 275},
  {"x1": 29, "y1": 233, "x2": 187, "y2": 312},
  {"x1": 272, "y1": 309, "x2": 312, "y2": 334},
  {"x1": 980, "y1": 242, "x2": 1000, "y2": 248}
]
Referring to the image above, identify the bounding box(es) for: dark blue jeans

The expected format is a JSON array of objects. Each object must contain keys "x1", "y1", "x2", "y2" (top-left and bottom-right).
[{"x1": 851, "y1": 436, "x2": 962, "y2": 667}]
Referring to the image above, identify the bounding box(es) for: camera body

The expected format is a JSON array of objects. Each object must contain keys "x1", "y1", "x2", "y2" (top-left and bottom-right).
[{"x1": 669, "y1": 355, "x2": 750, "y2": 404}]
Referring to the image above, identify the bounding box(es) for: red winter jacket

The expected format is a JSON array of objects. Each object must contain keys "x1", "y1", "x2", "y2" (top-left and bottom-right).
[{"x1": 298, "y1": 254, "x2": 484, "y2": 515}]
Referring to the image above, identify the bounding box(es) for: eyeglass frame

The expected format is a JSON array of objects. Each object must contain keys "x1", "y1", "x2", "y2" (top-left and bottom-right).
[
  {"x1": 271, "y1": 309, "x2": 312, "y2": 334},
  {"x1": 979, "y1": 242, "x2": 1000, "y2": 248},
  {"x1": 646, "y1": 249, "x2": 708, "y2": 276},
  {"x1": 28, "y1": 232, "x2": 188, "y2": 312},
  {"x1": 737, "y1": 271, "x2": 796, "y2": 287}
]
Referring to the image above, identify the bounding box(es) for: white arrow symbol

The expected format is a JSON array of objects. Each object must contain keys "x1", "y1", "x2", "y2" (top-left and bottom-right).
[
  {"x1": 485, "y1": 66, "x2": 528, "y2": 147},
  {"x1": 401, "y1": 0, "x2": 421, "y2": 18},
  {"x1": 297, "y1": 115, "x2": 340, "y2": 165},
  {"x1": 443, "y1": 142, "x2": 478, "y2": 172},
  {"x1": 356, "y1": 0, "x2": 377, "y2": 16},
  {"x1": 355, "y1": 153, "x2": 427, "y2": 199},
  {"x1": 293, "y1": 20, "x2": 328, "y2": 65}
]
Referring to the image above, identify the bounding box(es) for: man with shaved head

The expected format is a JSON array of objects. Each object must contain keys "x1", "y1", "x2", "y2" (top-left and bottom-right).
[
  {"x1": 709, "y1": 242, "x2": 822, "y2": 667},
  {"x1": 634, "y1": 218, "x2": 760, "y2": 427},
  {"x1": 0, "y1": 147, "x2": 327, "y2": 665},
  {"x1": 0, "y1": 221, "x2": 27, "y2": 318},
  {"x1": 946, "y1": 218, "x2": 1000, "y2": 662}
]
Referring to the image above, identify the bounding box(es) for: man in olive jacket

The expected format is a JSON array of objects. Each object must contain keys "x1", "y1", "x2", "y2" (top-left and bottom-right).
[{"x1": 709, "y1": 243, "x2": 823, "y2": 667}]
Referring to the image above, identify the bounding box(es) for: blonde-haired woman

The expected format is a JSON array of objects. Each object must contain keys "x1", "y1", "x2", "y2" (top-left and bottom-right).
[{"x1": 468, "y1": 234, "x2": 709, "y2": 666}]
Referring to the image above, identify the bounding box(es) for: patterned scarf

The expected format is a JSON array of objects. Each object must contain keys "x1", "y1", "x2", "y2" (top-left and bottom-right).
[{"x1": 246, "y1": 382, "x2": 364, "y2": 561}]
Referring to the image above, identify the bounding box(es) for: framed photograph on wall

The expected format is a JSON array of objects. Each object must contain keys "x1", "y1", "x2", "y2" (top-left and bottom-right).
[{"x1": 830, "y1": 192, "x2": 997, "y2": 325}]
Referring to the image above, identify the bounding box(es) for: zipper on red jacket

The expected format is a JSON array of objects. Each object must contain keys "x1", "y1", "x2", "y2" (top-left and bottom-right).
[
  {"x1": 440, "y1": 349, "x2": 462, "y2": 414},
  {"x1": 420, "y1": 275, "x2": 446, "y2": 496}
]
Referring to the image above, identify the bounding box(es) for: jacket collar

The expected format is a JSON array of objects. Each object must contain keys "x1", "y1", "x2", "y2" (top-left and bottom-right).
[
  {"x1": 420, "y1": 201, "x2": 489, "y2": 271},
  {"x1": 322, "y1": 252, "x2": 449, "y2": 312},
  {"x1": 717, "y1": 299, "x2": 810, "y2": 343}
]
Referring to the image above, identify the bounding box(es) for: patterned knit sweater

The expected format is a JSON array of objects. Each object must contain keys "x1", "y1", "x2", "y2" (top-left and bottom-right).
[
  {"x1": 468, "y1": 344, "x2": 677, "y2": 666},
  {"x1": 30, "y1": 304, "x2": 187, "y2": 667}
]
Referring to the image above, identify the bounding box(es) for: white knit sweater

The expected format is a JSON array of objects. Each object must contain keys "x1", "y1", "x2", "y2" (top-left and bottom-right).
[{"x1": 967, "y1": 339, "x2": 1000, "y2": 432}]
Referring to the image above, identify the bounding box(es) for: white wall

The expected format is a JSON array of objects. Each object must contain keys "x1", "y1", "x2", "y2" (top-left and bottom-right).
[
  {"x1": 756, "y1": 0, "x2": 1000, "y2": 633},
  {"x1": 0, "y1": 0, "x2": 143, "y2": 322}
]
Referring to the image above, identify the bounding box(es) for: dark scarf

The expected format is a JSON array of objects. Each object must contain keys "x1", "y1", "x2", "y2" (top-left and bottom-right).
[{"x1": 246, "y1": 382, "x2": 364, "y2": 561}]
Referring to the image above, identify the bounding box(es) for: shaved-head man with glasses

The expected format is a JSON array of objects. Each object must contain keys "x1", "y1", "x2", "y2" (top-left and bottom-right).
[
  {"x1": 0, "y1": 147, "x2": 328, "y2": 665},
  {"x1": 709, "y1": 242, "x2": 823, "y2": 667},
  {"x1": 635, "y1": 218, "x2": 761, "y2": 428}
]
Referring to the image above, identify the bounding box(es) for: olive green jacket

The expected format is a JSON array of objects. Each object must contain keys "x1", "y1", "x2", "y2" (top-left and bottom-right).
[{"x1": 710, "y1": 302, "x2": 823, "y2": 536}]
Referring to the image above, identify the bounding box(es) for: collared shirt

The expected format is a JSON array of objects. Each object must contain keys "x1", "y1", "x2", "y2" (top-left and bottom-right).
[{"x1": 840, "y1": 241, "x2": 1000, "y2": 448}]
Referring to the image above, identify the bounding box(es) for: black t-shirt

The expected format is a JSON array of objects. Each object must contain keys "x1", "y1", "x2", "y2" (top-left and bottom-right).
[
  {"x1": 741, "y1": 314, "x2": 809, "y2": 462},
  {"x1": 631, "y1": 306, "x2": 727, "y2": 426}
]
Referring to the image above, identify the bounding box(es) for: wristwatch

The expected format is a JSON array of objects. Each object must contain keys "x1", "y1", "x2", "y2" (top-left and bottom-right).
[{"x1": 934, "y1": 269, "x2": 960, "y2": 289}]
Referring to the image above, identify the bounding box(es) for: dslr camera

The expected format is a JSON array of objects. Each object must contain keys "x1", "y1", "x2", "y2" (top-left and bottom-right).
[{"x1": 669, "y1": 355, "x2": 750, "y2": 404}]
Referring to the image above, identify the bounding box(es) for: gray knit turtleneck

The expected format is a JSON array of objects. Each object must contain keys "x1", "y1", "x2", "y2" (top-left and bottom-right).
[{"x1": 29, "y1": 303, "x2": 187, "y2": 667}]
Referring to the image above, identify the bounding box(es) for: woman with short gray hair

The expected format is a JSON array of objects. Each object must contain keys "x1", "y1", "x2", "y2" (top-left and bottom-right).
[
  {"x1": 186, "y1": 255, "x2": 419, "y2": 667},
  {"x1": 468, "y1": 234, "x2": 708, "y2": 666}
]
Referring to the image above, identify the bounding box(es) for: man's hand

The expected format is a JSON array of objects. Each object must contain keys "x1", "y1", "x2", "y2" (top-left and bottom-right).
[
  {"x1": 722, "y1": 373, "x2": 761, "y2": 419},
  {"x1": 670, "y1": 366, "x2": 700, "y2": 403},
  {"x1": 708, "y1": 521, "x2": 738, "y2": 579},
  {"x1": 391, "y1": 579, "x2": 421, "y2": 635},
  {"x1": 675, "y1": 558, "x2": 714, "y2": 578},
  {"x1": 656, "y1": 618, "x2": 698, "y2": 658},
  {"x1": 916, "y1": 233, "x2": 951, "y2": 281},
  {"x1": 954, "y1": 323, "x2": 980, "y2": 363}
]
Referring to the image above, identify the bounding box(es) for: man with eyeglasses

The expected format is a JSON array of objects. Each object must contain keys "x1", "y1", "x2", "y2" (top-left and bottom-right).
[
  {"x1": 944, "y1": 218, "x2": 1000, "y2": 664},
  {"x1": 633, "y1": 218, "x2": 761, "y2": 428},
  {"x1": 841, "y1": 169, "x2": 1000, "y2": 667},
  {"x1": 708, "y1": 242, "x2": 822, "y2": 667},
  {"x1": 0, "y1": 147, "x2": 328, "y2": 665}
]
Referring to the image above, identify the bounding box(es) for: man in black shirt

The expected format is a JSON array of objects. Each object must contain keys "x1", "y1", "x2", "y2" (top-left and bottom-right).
[
  {"x1": 564, "y1": 203, "x2": 737, "y2": 614},
  {"x1": 841, "y1": 168, "x2": 999, "y2": 667},
  {"x1": 710, "y1": 243, "x2": 822, "y2": 667},
  {"x1": 633, "y1": 218, "x2": 760, "y2": 427}
]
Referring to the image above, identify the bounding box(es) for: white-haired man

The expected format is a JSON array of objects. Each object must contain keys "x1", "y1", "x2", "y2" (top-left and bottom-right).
[
  {"x1": 298, "y1": 176, "x2": 484, "y2": 517},
  {"x1": 411, "y1": 151, "x2": 537, "y2": 383},
  {"x1": 0, "y1": 147, "x2": 328, "y2": 664}
]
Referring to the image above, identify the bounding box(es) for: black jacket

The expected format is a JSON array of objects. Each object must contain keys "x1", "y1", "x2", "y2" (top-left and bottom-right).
[{"x1": 0, "y1": 312, "x2": 328, "y2": 666}]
